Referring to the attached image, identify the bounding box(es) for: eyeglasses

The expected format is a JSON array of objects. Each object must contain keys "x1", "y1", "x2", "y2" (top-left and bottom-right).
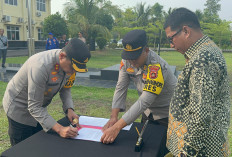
[{"x1": 167, "y1": 28, "x2": 182, "y2": 44}]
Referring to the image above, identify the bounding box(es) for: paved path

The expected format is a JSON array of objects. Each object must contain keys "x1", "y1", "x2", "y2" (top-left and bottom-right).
[{"x1": 6, "y1": 49, "x2": 45, "y2": 57}]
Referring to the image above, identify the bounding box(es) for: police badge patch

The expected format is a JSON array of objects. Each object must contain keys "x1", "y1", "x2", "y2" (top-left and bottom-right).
[
  {"x1": 149, "y1": 66, "x2": 160, "y2": 79},
  {"x1": 143, "y1": 64, "x2": 164, "y2": 95}
]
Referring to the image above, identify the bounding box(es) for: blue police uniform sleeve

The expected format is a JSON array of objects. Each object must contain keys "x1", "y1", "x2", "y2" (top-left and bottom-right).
[{"x1": 46, "y1": 39, "x2": 49, "y2": 50}]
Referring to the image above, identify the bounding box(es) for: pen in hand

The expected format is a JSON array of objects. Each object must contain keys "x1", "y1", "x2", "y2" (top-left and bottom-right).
[{"x1": 70, "y1": 118, "x2": 79, "y2": 135}]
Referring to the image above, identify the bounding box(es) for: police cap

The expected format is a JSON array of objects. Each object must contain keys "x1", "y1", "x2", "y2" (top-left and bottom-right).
[
  {"x1": 121, "y1": 30, "x2": 147, "y2": 60},
  {"x1": 64, "y1": 38, "x2": 91, "y2": 73}
]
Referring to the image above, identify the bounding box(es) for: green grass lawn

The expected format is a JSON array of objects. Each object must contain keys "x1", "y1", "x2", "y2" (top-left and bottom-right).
[{"x1": 1, "y1": 48, "x2": 232, "y2": 155}]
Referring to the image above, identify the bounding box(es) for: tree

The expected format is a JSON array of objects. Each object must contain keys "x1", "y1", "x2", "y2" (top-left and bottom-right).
[
  {"x1": 150, "y1": 3, "x2": 166, "y2": 49},
  {"x1": 117, "y1": 8, "x2": 137, "y2": 27},
  {"x1": 203, "y1": 0, "x2": 221, "y2": 23},
  {"x1": 201, "y1": 21, "x2": 231, "y2": 48},
  {"x1": 96, "y1": 11, "x2": 114, "y2": 31},
  {"x1": 134, "y1": 2, "x2": 151, "y2": 27},
  {"x1": 63, "y1": 0, "x2": 118, "y2": 50},
  {"x1": 195, "y1": 9, "x2": 204, "y2": 21},
  {"x1": 151, "y1": 2, "x2": 164, "y2": 20},
  {"x1": 43, "y1": 12, "x2": 68, "y2": 38}
]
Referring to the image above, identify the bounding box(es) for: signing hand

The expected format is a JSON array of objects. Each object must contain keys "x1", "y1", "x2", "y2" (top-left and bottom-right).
[
  {"x1": 52, "y1": 123, "x2": 78, "y2": 138},
  {"x1": 66, "y1": 108, "x2": 81, "y2": 128},
  {"x1": 100, "y1": 126, "x2": 120, "y2": 144},
  {"x1": 101, "y1": 118, "x2": 127, "y2": 144},
  {"x1": 59, "y1": 126, "x2": 78, "y2": 138},
  {"x1": 102, "y1": 117, "x2": 118, "y2": 131}
]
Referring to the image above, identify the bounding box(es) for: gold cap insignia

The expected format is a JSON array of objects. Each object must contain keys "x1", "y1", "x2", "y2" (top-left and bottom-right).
[
  {"x1": 126, "y1": 44, "x2": 132, "y2": 50},
  {"x1": 84, "y1": 58, "x2": 89, "y2": 63}
]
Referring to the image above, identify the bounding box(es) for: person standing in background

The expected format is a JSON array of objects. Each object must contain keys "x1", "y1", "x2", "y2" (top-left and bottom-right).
[
  {"x1": 78, "y1": 32, "x2": 86, "y2": 43},
  {"x1": 0, "y1": 29, "x2": 8, "y2": 68},
  {"x1": 46, "y1": 33, "x2": 59, "y2": 50},
  {"x1": 59, "y1": 34, "x2": 69, "y2": 49}
]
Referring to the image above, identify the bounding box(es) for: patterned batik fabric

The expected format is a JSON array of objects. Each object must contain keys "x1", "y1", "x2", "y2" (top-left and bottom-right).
[{"x1": 167, "y1": 35, "x2": 231, "y2": 157}]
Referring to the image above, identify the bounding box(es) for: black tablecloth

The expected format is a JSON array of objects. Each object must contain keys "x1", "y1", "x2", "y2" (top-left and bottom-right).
[{"x1": 1, "y1": 117, "x2": 167, "y2": 157}]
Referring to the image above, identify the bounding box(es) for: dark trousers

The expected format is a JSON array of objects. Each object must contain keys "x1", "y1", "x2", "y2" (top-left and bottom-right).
[
  {"x1": 141, "y1": 113, "x2": 169, "y2": 157},
  {"x1": 0, "y1": 49, "x2": 7, "y2": 66},
  {"x1": 7, "y1": 117, "x2": 43, "y2": 146}
]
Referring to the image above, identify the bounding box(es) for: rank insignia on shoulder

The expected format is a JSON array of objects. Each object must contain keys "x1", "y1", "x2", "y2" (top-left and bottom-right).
[
  {"x1": 51, "y1": 77, "x2": 58, "y2": 82},
  {"x1": 143, "y1": 64, "x2": 164, "y2": 95},
  {"x1": 51, "y1": 71, "x2": 57, "y2": 75},
  {"x1": 120, "y1": 60, "x2": 124, "y2": 70},
  {"x1": 55, "y1": 63, "x2": 59, "y2": 71},
  {"x1": 126, "y1": 67, "x2": 135, "y2": 73},
  {"x1": 143, "y1": 73, "x2": 147, "y2": 80}
]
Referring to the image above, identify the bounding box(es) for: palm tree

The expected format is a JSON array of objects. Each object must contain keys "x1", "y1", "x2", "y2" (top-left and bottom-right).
[
  {"x1": 134, "y1": 2, "x2": 151, "y2": 27},
  {"x1": 63, "y1": 0, "x2": 118, "y2": 50}
]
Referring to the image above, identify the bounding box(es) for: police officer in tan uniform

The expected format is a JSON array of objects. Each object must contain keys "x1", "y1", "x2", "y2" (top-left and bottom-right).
[
  {"x1": 101, "y1": 30, "x2": 177, "y2": 152},
  {"x1": 3, "y1": 38, "x2": 91, "y2": 146}
]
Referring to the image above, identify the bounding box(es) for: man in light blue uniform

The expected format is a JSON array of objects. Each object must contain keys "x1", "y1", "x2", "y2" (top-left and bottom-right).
[
  {"x1": 3, "y1": 38, "x2": 90, "y2": 146},
  {"x1": 101, "y1": 30, "x2": 177, "y2": 156}
]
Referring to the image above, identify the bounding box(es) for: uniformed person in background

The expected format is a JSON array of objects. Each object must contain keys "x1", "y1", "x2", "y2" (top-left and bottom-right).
[
  {"x1": 101, "y1": 30, "x2": 177, "y2": 156},
  {"x1": 59, "y1": 34, "x2": 69, "y2": 49},
  {"x1": 3, "y1": 38, "x2": 91, "y2": 146},
  {"x1": 46, "y1": 32, "x2": 59, "y2": 50}
]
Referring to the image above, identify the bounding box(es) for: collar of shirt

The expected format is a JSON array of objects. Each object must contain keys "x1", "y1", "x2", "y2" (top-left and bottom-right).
[{"x1": 184, "y1": 35, "x2": 209, "y2": 60}]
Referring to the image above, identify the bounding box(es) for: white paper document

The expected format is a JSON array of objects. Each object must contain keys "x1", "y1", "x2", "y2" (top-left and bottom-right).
[
  {"x1": 73, "y1": 116, "x2": 133, "y2": 142},
  {"x1": 76, "y1": 128, "x2": 103, "y2": 142}
]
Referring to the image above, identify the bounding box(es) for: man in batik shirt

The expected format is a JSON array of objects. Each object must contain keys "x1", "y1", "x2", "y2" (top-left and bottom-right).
[{"x1": 164, "y1": 8, "x2": 230, "y2": 157}]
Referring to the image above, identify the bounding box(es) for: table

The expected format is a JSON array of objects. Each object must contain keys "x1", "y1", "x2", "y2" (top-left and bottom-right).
[{"x1": 1, "y1": 117, "x2": 167, "y2": 157}]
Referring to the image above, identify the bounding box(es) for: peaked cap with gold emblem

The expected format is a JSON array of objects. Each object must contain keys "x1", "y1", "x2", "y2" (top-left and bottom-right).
[
  {"x1": 121, "y1": 29, "x2": 147, "y2": 60},
  {"x1": 65, "y1": 38, "x2": 91, "y2": 73}
]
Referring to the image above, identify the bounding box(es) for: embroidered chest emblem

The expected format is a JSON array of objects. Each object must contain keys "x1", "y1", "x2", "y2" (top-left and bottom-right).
[
  {"x1": 126, "y1": 67, "x2": 135, "y2": 73},
  {"x1": 51, "y1": 77, "x2": 58, "y2": 82}
]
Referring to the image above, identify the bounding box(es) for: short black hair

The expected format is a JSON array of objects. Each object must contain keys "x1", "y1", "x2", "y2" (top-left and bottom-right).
[{"x1": 164, "y1": 8, "x2": 200, "y2": 31}]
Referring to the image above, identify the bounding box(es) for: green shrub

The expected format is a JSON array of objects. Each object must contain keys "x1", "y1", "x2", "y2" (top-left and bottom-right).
[
  {"x1": 108, "y1": 43, "x2": 117, "y2": 49},
  {"x1": 96, "y1": 37, "x2": 107, "y2": 50},
  {"x1": 117, "y1": 44, "x2": 123, "y2": 48}
]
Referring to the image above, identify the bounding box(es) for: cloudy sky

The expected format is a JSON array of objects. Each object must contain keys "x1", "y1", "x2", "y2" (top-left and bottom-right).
[{"x1": 51, "y1": 0, "x2": 232, "y2": 21}]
